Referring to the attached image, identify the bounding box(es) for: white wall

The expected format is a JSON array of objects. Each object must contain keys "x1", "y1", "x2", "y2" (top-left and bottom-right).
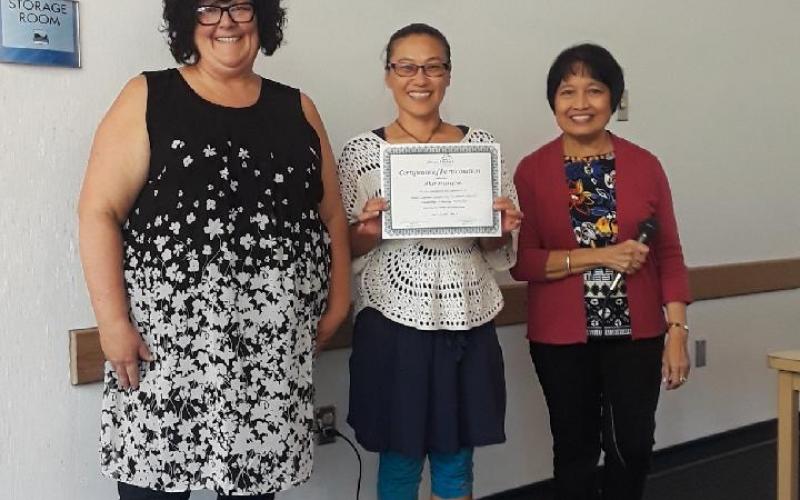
[{"x1": 0, "y1": 1, "x2": 798, "y2": 499}]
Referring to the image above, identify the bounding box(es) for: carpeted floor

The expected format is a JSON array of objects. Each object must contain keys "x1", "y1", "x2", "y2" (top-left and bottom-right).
[
  {"x1": 483, "y1": 420, "x2": 799, "y2": 500},
  {"x1": 645, "y1": 440, "x2": 777, "y2": 500}
]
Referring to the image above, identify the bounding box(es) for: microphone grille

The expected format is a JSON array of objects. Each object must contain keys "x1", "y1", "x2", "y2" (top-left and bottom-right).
[{"x1": 639, "y1": 217, "x2": 658, "y2": 238}]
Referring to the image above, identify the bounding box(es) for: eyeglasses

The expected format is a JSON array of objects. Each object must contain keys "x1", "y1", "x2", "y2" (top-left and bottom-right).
[
  {"x1": 195, "y1": 2, "x2": 256, "y2": 26},
  {"x1": 386, "y1": 62, "x2": 451, "y2": 78}
]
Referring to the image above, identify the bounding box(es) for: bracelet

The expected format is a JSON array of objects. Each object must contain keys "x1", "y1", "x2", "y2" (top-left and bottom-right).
[
  {"x1": 565, "y1": 250, "x2": 572, "y2": 275},
  {"x1": 667, "y1": 322, "x2": 689, "y2": 334}
]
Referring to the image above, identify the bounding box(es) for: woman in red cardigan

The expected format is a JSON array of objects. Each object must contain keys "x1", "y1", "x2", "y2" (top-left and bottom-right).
[{"x1": 511, "y1": 44, "x2": 691, "y2": 500}]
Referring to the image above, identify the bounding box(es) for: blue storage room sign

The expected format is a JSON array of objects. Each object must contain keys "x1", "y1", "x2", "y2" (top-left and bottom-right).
[{"x1": 0, "y1": 1, "x2": 80, "y2": 68}]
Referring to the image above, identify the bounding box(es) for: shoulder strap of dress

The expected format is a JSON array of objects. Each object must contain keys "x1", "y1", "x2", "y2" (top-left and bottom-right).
[
  {"x1": 141, "y1": 69, "x2": 183, "y2": 140},
  {"x1": 259, "y1": 78, "x2": 301, "y2": 119},
  {"x1": 142, "y1": 69, "x2": 173, "y2": 88},
  {"x1": 259, "y1": 78, "x2": 322, "y2": 154}
]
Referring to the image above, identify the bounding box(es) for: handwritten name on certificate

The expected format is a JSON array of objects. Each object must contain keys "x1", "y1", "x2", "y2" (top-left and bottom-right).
[{"x1": 380, "y1": 142, "x2": 502, "y2": 239}]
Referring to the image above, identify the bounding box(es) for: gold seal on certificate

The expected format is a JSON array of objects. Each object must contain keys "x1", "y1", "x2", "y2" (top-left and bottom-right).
[{"x1": 380, "y1": 142, "x2": 502, "y2": 239}]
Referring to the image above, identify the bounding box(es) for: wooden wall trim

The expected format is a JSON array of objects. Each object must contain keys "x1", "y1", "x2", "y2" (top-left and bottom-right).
[
  {"x1": 494, "y1": 284, "x2": 528, "y2": 327},
  {"x1": 689, "y1": 258, "x2": 800, "y2": 301},
  {"x1": 492, "y1": 258, "x2": 800, "y2": 327},
  {"x1": 69, "y1": 328, "x2": 104, "y2": 385},
  {"x1": 70, "y1": 257, "x2": 800, "y2": 385}
]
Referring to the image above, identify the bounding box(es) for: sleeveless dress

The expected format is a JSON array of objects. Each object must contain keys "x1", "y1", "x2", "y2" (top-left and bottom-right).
[{"x1": 99, "y1": 68, "x2": 330, "y2": 495}]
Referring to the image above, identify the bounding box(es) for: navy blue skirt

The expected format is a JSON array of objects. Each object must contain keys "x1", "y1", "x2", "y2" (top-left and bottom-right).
[{"x1": 347, "y1": 307, "x2": 507, "y2": 458}]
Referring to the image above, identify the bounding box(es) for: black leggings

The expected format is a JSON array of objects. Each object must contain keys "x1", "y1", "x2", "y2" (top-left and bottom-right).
[
  {"x1": 118, "y1": 482, "x2": 275, "y2": 500},
  {"x1": 530, "y1": 336, "x2": 664, "y2": 500}
]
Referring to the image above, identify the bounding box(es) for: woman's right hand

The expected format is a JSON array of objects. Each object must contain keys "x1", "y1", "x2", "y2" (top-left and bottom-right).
[
  {"x1": 601, "y1": 239, "x2": 649, "y2": 274},
  {"x1": 99, "y1": 319, "x2": 153, "y2": 390},
  {"x1": 355, "y1": 197, "x2": 388, "y2": 237}
]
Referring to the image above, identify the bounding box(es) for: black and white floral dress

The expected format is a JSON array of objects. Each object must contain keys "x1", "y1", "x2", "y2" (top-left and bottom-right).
[{"x1": 100, "y1": 69, "x2": 330, "y2": 495}]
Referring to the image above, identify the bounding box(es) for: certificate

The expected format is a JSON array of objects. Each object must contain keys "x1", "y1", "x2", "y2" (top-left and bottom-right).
[{"x1": 380, "y1": 142, "x2": 502, "y2": 239}]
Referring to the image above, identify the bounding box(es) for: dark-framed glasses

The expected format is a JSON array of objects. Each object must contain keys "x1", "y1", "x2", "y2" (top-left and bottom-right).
[
  {"x1": 387, "y1": 62, "x2": 451, "y2": 77},
  {"x1": 195, "y1": 2, "x2": 256, "y2": 25}
]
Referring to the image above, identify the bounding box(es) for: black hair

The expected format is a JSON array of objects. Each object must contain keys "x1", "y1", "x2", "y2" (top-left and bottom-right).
[
  {"x1": 546, "y1": 43, "x2": 625, "y2": 112},
  {"x1": 384, "y1": 23, "x2": 451, "y2": 68},
  {"x1": 161, "y1": 0, "x2": 287, "y2": 64}
]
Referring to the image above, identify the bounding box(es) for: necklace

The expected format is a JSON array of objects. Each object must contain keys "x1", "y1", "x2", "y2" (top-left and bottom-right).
[{"x1": 394, "y1": 118, "x2": 443, "y2": 143}]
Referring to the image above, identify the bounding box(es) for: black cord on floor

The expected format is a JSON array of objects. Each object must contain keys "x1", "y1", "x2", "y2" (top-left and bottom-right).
[{"x1": 332, "y1": 429, "x2": 362, "y2": 500}]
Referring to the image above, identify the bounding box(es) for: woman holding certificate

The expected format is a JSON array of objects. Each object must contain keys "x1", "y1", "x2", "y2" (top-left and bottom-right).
[
  {"x1": 338, "y1": 23, "x2": 522, "y2": 500},
  {"x1": 511, "y1": 44, "x2": 691, "y2": 500}
]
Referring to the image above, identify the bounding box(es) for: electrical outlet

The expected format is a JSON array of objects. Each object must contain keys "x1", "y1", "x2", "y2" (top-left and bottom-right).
[
  {"x1": 315, "y1": 405, "x2": 337, "y2": 445},
  {"x1": 695, "y1": 339, "x2": 706, "y2": 368}
]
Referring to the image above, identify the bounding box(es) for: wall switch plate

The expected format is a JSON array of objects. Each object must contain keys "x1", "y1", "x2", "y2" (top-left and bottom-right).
[
  {"x1": 315, "y1": 405, "x2": 337, "y2": 445},
  {"x1": 617, "y1": 90, "x2": 629, "y2": 121},
  {"x1": 695, "y1": 339, "x2": 707, "y2": 367}
]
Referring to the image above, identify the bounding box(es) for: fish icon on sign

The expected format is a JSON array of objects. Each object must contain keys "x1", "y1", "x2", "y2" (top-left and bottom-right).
[{"x1": 33, "y1": 30, "x2": 50, "y2": 45}]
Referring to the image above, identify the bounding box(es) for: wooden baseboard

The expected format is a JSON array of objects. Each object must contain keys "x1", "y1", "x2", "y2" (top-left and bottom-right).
[{"x1": 70, "y1": 257, "x2": 800, "y2": 385}]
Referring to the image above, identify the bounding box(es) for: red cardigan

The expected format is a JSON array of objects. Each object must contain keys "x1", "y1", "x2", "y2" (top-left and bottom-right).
[{"x1": 511, "y1": 134, "x2": 691, "y2": 344}]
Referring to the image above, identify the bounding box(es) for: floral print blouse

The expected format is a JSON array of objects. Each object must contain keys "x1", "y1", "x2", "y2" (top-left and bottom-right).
[{"x1": 565, "y1": 153, "x2": 632, "y2": 338}]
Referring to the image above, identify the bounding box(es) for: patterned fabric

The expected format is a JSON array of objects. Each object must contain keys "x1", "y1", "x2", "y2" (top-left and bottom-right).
[
  {"x1": 565, "y1": 154, "x2": 631, "y2": 338},
  {"x1": 337, "y1": 129, "x2": 517, "y2": 331},
  {"x1": 100, "y1": 69, "x2": 330, "y2": 494}
]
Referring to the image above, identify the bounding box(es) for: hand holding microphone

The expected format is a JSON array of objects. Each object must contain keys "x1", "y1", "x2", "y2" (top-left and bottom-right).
[{"x1": 608, "y1": 218, "x2": 658, "y2": 292}]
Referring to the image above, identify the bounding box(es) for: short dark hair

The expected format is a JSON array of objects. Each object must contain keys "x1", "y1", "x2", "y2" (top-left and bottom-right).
[
  {"x1": 546, "y1": 43, "x2": 625, "y2": 112},
  {"x1": 384, "y1": 23, "x2": 451, "y2": 68},
  {"x1": 161, "y1": 0, "x2": 287, "y2": 64}
]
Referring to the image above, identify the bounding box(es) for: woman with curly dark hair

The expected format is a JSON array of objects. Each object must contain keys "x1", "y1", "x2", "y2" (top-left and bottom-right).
[{"x1": 78, "y1": 1, "x2": 351, "y2": 499}]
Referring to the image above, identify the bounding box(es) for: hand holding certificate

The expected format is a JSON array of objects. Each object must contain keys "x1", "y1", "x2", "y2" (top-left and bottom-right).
[{"x1": 380, "y1": 142, "x2": 502, "y2": 239}]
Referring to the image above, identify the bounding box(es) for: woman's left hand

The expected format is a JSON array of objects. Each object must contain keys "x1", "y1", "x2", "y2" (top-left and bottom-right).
[
  {"x1": 315, "y1": 310, "x2": 345, "y2": 354},
  {"x1": 494, "y1": 197, "x2": 523, "y2": 235},
  {"x1": 662, "y1": 331, "x2": 691, "y2": 390}
]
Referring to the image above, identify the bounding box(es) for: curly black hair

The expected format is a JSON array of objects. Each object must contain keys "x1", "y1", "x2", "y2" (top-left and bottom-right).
[{"x1": 161, "y1": 0, "x2": 287, "y2": 64}]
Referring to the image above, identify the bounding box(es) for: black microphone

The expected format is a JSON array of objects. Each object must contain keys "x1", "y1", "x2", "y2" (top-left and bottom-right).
[{"x1": 608, "y1": 218, "x2": 658, "y2": 292}]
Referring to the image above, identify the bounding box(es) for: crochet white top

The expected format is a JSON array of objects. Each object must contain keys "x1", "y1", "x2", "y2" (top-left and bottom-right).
[{"x1": 338, "y1": 128, "x2": 518, "y2": 331}]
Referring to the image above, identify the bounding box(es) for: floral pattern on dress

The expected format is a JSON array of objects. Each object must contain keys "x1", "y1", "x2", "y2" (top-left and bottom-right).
[{"x1": 100, "y1": 70, "x2": 330, "y2": 495}]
